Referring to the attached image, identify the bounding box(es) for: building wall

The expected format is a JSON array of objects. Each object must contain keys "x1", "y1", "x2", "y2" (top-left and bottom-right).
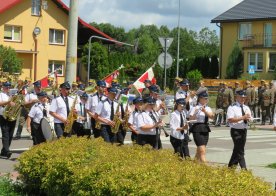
[
  {"x1": 221, "y1": 20, "x2": 276, "y2": 79},
  {"x1": 0, "y1": 0, "x2": 68, "y2": 83}
]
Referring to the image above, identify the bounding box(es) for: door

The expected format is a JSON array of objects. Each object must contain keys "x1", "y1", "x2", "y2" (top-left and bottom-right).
[{"x1": 264, "y1": 23, "x2": 272, "y2": 47}]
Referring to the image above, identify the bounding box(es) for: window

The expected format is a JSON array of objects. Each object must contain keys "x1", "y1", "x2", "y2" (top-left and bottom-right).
[
  {"x1": 48, "y1": 61, "x2": 64, "y2": 76},
  {"x1": 269, "y1": 53, "x2": 276, "y2": 71},
  {"x1": 49, "y1": 29, "x2": 65, "y2": 44},
  {"x1": 239, "y1": 23, "x2": 252, "y2": 40},
  {"x1": 248, "y1": 53, "x2": 263, "y2": 71},
  {"x1": 4, "y1": 25, "x2": 21, "y2": 41},
  {"x1": 32, "y1": 0, "x2": 41, "y2": 16}
]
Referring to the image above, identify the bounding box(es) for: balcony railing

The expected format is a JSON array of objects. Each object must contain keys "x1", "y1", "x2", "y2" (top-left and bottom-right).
[{"x1": 241, "y1": 34, "x2": 276, "y2": 48}]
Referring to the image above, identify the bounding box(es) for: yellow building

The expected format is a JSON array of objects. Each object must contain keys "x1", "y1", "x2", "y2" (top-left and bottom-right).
[
  {"x1": 212, "y1": 0, "x2": 276, "y2": 79},
  {"x1": 0, "y1": 0, "x2": 113, "y2": 83}
]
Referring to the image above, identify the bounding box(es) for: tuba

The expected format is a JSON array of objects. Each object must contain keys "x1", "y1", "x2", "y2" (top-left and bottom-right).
[
  {"x1": 3, "y1": 94, "x2": 24, "y2": 121},
  {"x1": 64, "y1": 96, "x2": 78, "y2": 134}
]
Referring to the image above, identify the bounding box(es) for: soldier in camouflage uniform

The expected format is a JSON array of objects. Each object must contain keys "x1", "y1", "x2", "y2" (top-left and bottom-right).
[
  {"x1": 215, "y1": 82, "x2": 224, "y2": 126},
  {"x1": 260, "y1": 83, "x2": 273, "y2": 125},
  {"x1": 244, "y1": 81, "x2": 256, "y2": 117},
  {"x1": 257, "y1": 80, "x2": 266, "y2": 119},
  {"x1": 233, "y1": 82, "x2": 242, "y2": 95},
  {"x1": 269, "y1": 81, "x2": 276, "y2": 124},
  {"x1": 221, "y1": 82, "x2": 234, "y2": 125}
]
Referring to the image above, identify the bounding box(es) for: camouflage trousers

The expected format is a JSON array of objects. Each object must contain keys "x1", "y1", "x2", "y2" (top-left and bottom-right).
[{"x1": 261, "y1": 105, "x2": 271, "y2": 124}]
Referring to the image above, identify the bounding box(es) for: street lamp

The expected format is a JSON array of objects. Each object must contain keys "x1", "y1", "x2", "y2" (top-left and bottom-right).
[{"x1": 87, "y1": 36, "x2": 134, "y2": 82}]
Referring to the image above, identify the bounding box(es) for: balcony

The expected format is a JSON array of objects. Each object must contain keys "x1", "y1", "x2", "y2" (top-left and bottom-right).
[{"x1": 241, "y1": 34, "x2": 276, "y2": 49}]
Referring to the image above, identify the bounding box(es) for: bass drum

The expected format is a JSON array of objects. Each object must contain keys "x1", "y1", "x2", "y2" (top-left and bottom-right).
[{"x1": 41, "y1": 117, "x2": 54, "y2": 141}]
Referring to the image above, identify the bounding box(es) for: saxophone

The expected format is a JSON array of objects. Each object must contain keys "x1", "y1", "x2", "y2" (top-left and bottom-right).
[
  {"x1": 64, "y1": 96, "x2": 78, "y2": 134},
  {"x1": 111, "y1": 101, "x2": 122, "y2": 134},
  {"x1": 3, "y1": 94, "x2": 24, "y2": 121}
]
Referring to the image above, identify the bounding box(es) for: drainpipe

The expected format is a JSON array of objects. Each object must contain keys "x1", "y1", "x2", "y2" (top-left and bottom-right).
[
  {"x1": 216, "y1": 23, "x2": 223, "y2": 79},
  {"x1": 34, "y1": 36, "x2": 38, "y2": 81}
]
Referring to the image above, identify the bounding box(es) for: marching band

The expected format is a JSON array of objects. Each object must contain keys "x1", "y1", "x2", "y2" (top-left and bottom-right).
[{"x1": 0, "y1": 75, "x2": 276, "y2": 167}]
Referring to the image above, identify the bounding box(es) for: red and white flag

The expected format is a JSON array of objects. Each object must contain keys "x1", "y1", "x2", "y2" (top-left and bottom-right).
[
  {"x1": 102, "y1": 65, "x2": 124, "y2": 87},
  {"x1": 133, "y1": 66, "x2": 155, "y2": 93},
  {"x1": 35, "y1": 71, "x2": 58, "y2": 89}
]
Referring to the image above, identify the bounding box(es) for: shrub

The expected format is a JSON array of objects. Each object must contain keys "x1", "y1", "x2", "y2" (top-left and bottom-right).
[
  {"x1": 186, "y1": 69, "x2": 203, "y2": 89},
  {"x1": 16, "y1": 137, "x2": 275, "y2": 195},
  {"x1": 0, "y1": 176, "x2": 23, "y2": 196}
]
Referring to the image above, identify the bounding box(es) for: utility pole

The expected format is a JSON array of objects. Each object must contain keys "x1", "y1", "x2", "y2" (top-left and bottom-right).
[
  {"x1": 65, "y1": 0, "x2": 78, "y2": 84},
  {"x1": 176, "y1": 0, "x2": 181, "y2": 77},
  {"x1": 163, "y1": 38, "x2": 168, "y2": 89}
]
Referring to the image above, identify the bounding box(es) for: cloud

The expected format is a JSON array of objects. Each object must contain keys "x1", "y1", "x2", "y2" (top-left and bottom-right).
[{"x1": 62, "y1": 0, "x2": 242, "y2": 31}]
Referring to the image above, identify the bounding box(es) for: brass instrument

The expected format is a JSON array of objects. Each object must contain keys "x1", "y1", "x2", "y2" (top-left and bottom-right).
[
  {"x1": 3, "y1": 94, "x2": 24, "y2": 121},
  {"x1": 64, "y1": 96, "x2": 78, "y2": 134},
  {"x1": 111, "y1": 101, "x2": 122, "y2": 134},
  {"x1": 122, "y1": 100, "x2": 130, "y2": 131},
  {"x1": 95, "y1": 119, "x2": 101, "y2": 129}
]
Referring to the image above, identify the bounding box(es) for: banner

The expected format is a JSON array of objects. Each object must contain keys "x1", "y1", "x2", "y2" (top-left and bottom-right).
[{"x1": 34, "y1": 70, "x2": 58, "y2": 89}]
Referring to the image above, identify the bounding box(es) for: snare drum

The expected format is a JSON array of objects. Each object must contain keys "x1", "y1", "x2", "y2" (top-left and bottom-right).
[{"x1": 41, "y1": 117, "x2": 54, "y2": 141}]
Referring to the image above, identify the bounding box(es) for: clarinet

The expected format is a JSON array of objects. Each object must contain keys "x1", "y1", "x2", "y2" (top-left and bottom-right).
[{"x1": 152, "y1": 111, "x2": 169, "y2": 137}]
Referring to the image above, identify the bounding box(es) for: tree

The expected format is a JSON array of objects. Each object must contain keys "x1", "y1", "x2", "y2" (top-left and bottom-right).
[
  {"x1": 0, "y1": 45, "x2": 22, "y2": 74},
  {"x1": 186, "y1": 69, "x2": 202, "y2": 89},
  {"x1": 81, "y1": 42, "x2": 110, "y2": 80},
  {"x1": 226, "y1": 42, "x2": 243, "y2": 79},
  {"x1": 209, "y1": 55, "x2": 219, "y2": 78}
]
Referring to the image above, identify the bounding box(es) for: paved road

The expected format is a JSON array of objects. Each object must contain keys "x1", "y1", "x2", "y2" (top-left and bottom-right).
[{"x1": 1, "y1": 124, "x2": 276, "y2": 188}]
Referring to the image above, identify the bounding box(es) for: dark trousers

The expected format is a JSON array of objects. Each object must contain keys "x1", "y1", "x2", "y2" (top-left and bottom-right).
[
  {"x1": 131, "y1": 133, "x2": 138, "y2": 143},
  {"x1": 116, "y1": 126, "x2": 126, "y2": 144},
  {"x1": 15, "y1": 107, "x2": 28, "y2": 137},
  {"x1": 91, "y1": 118, "x2": 101, "y2": 138},
  {"x1": 101, "y1": 125, "x2": 116, "y2": 143},
  {"x1": 137, "y1": 134, "x2": 162, "y2": 150},
  {"x1": 261, "y1": 105, "x2": 271, "y2": 124},
  {"x1": 72, "y1": 121, "x2": 90, "y2": 137},
  {"x1": 271, "y1": 104, "x2": 275, "y2": 123},
  {"x1": 54, "y1": 123, "x2": 65, "y2": 138},
  {"x1": 228, "y1": 128, "x2": 247, "y2": 169},
  {"x1": 170, "y1": 135, "x2": 190, "y2": 158},
  {"x1": 31, "y1": 121, "x2": 45, "y2": 145},
  {"x1": 0, "y1": 116, "x2": 16, "y2": 155}
]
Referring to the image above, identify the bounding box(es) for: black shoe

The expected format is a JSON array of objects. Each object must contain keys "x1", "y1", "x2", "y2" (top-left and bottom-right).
[
  {"x1": 6, "y1": 152, "x2": 12, "y2": 159},
  {"x1": 261, "y1": 122, "x2": 265, "y2": 125},
  {"x1": 13, "y1": 136, "x2": 21, "y2": 140},
  {"x1": 0, "y1": 152, "x2": 12, "y2": 159}
]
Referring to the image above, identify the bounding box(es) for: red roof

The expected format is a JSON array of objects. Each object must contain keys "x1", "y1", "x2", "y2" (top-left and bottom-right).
[{"x1": 0, "y1": 0, "x2": 114, "y2": 41}]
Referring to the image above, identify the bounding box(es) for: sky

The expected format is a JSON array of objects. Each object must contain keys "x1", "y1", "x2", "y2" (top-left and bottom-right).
[{"x1": 62, "y1": 0, "x2": 243, "y2": 33}]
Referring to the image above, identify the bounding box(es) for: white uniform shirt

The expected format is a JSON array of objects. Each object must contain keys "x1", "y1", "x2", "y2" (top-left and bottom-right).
[
  {"x1": 86, "y1": 93, "x2": 107, "y2": 113},
  {"x1": 227, "y1": 102, "x2": 251, "y2": 129},
  {"x1": 49, "y1": 96, "x2": 75, "y2": 123},
  {"x1": 128, "y1": 110, "x2": 140, "y2": 130},
  {"x1": 273, "y1": 109, "x2": 276, "y2": 127},
  {"x1": 175, "y1": 90, "x2": 189, "y2": 100},
  {"x1": 25, "y1": 92, "x2": 38, "y2": 103},
  {"x1": 170, "y1": 110, "x2": 187, "y2": 140},
  {"x1": 189, "y1": 103, "x2": 212, "y2": 123},
  {"x1": 75, "y1": 101, "x2": 90, "y2": 124},
  {"x1": 0, "y1": 92, "x2": 10, "y2": 116},
  {"x1": 95, "y1": 99, "x2": 119, "y2": 125},
  {"x1": 137, "y1": 111, "x2": 159, "y2": 135},
  {"x1": 28, "y1": 102, "x2": 50, "y2": 124}
]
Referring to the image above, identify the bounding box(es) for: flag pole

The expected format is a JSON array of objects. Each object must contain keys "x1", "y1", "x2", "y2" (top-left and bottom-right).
[{"x1": 101, "y1": 64, "x2": 124, "y2": 80}]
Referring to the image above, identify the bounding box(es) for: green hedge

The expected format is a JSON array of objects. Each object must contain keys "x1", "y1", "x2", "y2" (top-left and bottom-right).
[{"x1": 16, "y1": 137, "x2": 275, "y2": 195}]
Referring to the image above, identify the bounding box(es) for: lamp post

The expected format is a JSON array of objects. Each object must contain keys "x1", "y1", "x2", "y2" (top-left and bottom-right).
[
  {"x1": 87, "y1": 36, "x2": 134, "y2": 82},
  {"x1": 176, "y1": 0, "x2": 181, "y2": 77}
]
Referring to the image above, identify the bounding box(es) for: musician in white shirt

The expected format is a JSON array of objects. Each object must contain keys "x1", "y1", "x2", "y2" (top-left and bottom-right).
[
  {"x1": 170, "y1": 98, "x2": 190, "y2": 159},
  {"x1": 227, "y1": 90, "x2": 251, "y2": 169},
  {"x1": 128, "y1": 97, "x2": 143, "y2": 143},
  {"x1": 73, "y1": 92, "x2": 90, "y2": 137},
  {"x1": 189, "y1": 90, "x2": 214, "y2": 163},
  {"x1": 0, "y1": 82, "x2": 16, "y2": 158},
  {"x1": 136, "y1": 97, "x2": 163, "y2": 149},
  {"x1": 26, "y1": 91, "x2": 49, "y2": 145},
  {"x1": 49, "y1": 82, "x2": 75, "y2": 138}
]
